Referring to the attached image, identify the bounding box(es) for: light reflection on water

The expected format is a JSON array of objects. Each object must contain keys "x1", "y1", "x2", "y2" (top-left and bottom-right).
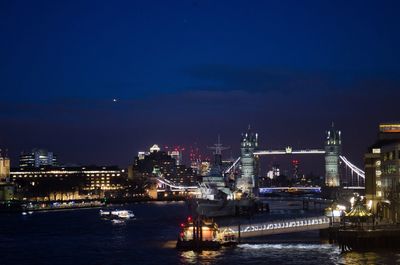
[
  {"x1": 179, "y1": 243, "x2": 400, "y2": 265},
  {"x1": 179, "y1": 243, "x2": 342, "y2": 265},
  {"x1": 2, "y1": 201, "x2": 400, "y2": 265},
  {"x1": 238, "y1": 243, "x2": 336, "y2": 250},
  {"x1": 180, "y1": 250, "x2": 224, "y2": 265},
  {"x1": 339, "y1": 251, "x2": 400, "y2": 265}
]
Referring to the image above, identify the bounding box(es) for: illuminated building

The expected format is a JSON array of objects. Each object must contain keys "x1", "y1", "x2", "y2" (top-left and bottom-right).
[
  {"x1": 19, "y1": 149, "x2": 57, "y2": 168},
  {"x1": 149, "y1": 144, "x2": 161, "y2": 153},
  {"x1": 365, "y1": 147, "x2": 381, "y2": 215},
  {"x1": 10, "y1": 166, "x2": 127, "y2": 201},
  {"x1": 137, "y1": 151, "x2": 148, "y2": 160},
  {"x1": 132, "y1": 146, "x2": 197, "y2": 187},
  {"x1": 0, "y1": 154, "x2": 10, "y2": 182},
  {"x1": 272, "y1": 164, "x2": 280, "y2": 178},
  {"x1": 237, "y1": 127, "x2": 258, "y2": 196},
  {"x1": 0, "y1": 152, "x2": 14, "y2": 201},
  {"x1": 168, "y1": 150, "x2": 183, "y2": 165},
  {"x1": 366, "y1": 122, "x2": 400, "y2": 222},
  {"x1": 325, "y1": 124, "x2": 341, "y2": 187},
  {"x1": 199, "y1": 161, "x2": 211, "y2": 176}
]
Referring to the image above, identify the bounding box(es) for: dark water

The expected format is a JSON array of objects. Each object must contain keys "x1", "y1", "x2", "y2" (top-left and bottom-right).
[{"x1": 1, "y1": 201, "x2": 400, "y2": 265}]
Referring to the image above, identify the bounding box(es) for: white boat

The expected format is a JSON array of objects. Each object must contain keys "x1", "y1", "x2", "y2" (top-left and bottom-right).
[
  {"x1": 111, "y1": 210, "x2": 135, "y2": 219},
  {"x1": 100, "y1": 209, "x2": 135, "y2": 219},
  {"x1": 99, "y1": 210, "x2": 111, "y2": 216}
]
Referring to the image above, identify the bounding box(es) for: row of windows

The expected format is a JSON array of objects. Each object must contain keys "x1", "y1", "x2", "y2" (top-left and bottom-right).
[
  {"x1": 383, "y1": 165, "x2": 399, "y2": 175},
  {"x1": 89, "y1": 180, "x2": 111, "y2": 184},
  {"x1": 383, "y1": 150, "x2": 400, "y2": 161}
]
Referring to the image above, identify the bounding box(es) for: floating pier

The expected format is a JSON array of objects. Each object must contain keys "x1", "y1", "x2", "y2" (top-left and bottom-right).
[{"x1": 176, "y1": 215, "x2": 330, "y2": 250}]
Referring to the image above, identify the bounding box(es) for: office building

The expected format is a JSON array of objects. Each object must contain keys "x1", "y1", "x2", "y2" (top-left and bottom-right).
[
  {"x1": 365, "y1": 122, "x2": 400, "y2": 222},
  {"x1": 10, "y1": 166, "x2": 127, "y2": 201},
  {"x1": 19, "y1": 149, "x2": 57, "y2": 168}
]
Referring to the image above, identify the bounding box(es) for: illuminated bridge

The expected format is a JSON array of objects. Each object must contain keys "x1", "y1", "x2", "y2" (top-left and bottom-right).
[
  {"x1": 219, "y1": 216, "x2": 330, "y2": 240},
  {"x1": 225, "y1": 149, "x2": 365, "y2": 188},
  {"x1": 156, "y1": 126, "x2": 366, "y2": 192}
]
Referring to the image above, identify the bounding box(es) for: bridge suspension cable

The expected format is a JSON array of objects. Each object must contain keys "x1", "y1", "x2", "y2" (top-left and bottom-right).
[
  {"x1": 339, "y1": 155, "x2": 365, "y2": 179},
  {"x1": 224, "y1": 157, "x2": 241, "y2": 174},
  {"x1": 155, "y1": 176, "x2": 198, "y2": 190}
]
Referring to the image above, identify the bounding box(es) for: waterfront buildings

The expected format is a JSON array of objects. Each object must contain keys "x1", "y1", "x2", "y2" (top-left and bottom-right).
[
  {"x1": 365, "y1": 123, "x2": 400, "y2": 222},
  {"x1": 10, "y1": 166, "x2": 127, "y2": 201},
  {"x1": 19, "y1": 149, "x2": 57, "y2": 168},
  {"x1": 129, "y1": 145, "x2": 198, "y2": 192}
]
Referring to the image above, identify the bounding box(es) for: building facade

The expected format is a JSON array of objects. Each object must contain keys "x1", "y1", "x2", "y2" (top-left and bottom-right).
[
  {"x1": 365, "y1": 148, "x2": 382, "y2": 215},
  {"x1": 10, "y1": 166, "x2": 127, "y2": 201},
  {"x1": 131, "y1": 145, "x2": 198, "y2": 188},
  {"x1": 365, "y1": 123, "x2": 400, "y2": 222},
  {"x1": 19, "y1": 149, "x2": 57, "y2": 168},
  {"x1": 0, "y1": 155, "x2": 10, "y2": 182}
]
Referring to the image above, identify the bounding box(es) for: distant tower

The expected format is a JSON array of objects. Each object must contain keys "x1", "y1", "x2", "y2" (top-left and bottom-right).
[
  {"x1": 325, "y1": 123, "x2": 342, "y2": 187},
  {"x1": 237, "y1": 127, "x2": 258, "y2": 196},
  {"x1": 0, "y1": 149, "x2": 10, "y2": 182}
]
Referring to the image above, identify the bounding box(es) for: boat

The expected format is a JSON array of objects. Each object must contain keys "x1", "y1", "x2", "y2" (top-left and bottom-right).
[
  {"x1": 112, "y1": 210, "x2": 135, "y2": 219},
  {"x1": 100, "y1": 209, "x2": 111, "y2": 216},
  {"x1": 100, "y1": 209, "x2": 135, "y2": 219}
]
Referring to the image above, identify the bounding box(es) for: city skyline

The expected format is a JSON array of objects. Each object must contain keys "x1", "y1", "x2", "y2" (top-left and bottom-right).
[
  {"x1": 2, "y1": 2, "x2": 400, "y2": 263},
  {"x1": 1, "y1": 1, "x2": 399, "y2": 169}
]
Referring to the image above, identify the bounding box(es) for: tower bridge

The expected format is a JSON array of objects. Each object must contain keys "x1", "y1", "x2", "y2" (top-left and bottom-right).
[{"x1": 156, "y1": 125, "x2": 365, "y2": 194}]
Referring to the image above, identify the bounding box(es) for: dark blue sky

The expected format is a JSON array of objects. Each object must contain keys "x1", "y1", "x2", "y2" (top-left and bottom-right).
[{"x1": 1, "y1": 0, "x2": 399, "y2": 174}]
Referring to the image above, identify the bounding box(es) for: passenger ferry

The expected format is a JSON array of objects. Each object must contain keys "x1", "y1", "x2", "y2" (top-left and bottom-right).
[{"x1": 100, "y1": 209, "x2": 135, "y2": 219}]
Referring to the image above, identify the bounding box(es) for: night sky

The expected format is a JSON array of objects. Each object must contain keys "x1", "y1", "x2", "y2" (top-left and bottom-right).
[{"x1": 1, "y1": 1, "x2": 399, "y2": 174}]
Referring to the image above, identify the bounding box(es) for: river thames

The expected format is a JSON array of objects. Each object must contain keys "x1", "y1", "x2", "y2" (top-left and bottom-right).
[{"x1": 1, "y1": 201, "x2": 399, "y2": 265}]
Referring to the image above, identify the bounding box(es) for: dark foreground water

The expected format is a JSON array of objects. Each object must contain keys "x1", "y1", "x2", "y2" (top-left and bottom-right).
[{"x1": 1, "y1": 201, "x2": 400, "y2": 265}]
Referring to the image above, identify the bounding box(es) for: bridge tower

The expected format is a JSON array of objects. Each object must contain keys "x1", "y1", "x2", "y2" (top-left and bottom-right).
[
  {"x1": 237, "y1": 127, "x2": 258, "y2": 196},
  {"x1": 325, "y1": 123, "x2": 342, "y2": 187}
]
